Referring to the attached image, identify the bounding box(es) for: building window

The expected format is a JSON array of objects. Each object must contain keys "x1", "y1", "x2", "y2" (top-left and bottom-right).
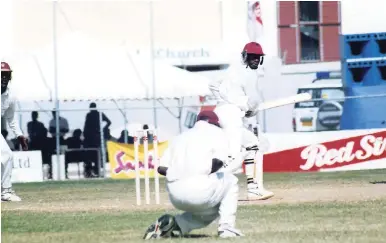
[
  {"x1": 300, "y1": 24, "x2": 320, "y2": 61},
  {"x1": 299, "y1": 1, "x2": 319, "y2": 22},
  {"x1": 278, "y1": 1, "x2": 340, "y2": 64},
  {"x1": 299, "y1": 1, "x2": 320, "y2": 62}
]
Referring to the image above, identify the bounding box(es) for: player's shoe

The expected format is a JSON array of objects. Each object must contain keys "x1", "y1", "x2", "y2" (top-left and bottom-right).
[
  {"x1": 247, "y1": 184, "x2": 274, "y2": 200},
  {"x1": 1, "y1": 189, "x2": 21, "y2": 202},
  {"x1": 143, "y1": 214, "x2": 182, "y2": 240},
  {"x1": 218, "y1": 225, "x2": 244, "y2": 238}
]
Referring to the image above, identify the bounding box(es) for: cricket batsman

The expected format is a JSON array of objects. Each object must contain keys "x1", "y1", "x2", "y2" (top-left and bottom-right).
[
  {"x1": 1, "y1": 61, "x2": 28, "y2": 202},
  {"x1": 209, "y1": 42, "x2": 274, "y2": 200},
  {"x1": 143, "y1": 111, "x2": 243, "y2": 239}
]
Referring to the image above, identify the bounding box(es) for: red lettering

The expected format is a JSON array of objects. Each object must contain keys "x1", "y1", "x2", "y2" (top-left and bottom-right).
[{"x1": 300, "y1": 135, "x2": 386, "y2": 171}]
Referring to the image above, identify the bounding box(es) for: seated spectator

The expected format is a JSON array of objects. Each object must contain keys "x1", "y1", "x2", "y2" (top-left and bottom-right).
[
  {"x1": 65, "y1": 129, "x2": 83, "y2": 179},
  {"x1": 106, "y1": 128, "x2": 117, "y2": 142},
  {"x1": 118, "y1": 130, "x2": 134, "y2": 144},
  {"x1": 1, "y1": 129, "x2": 15, "y2": 151},
  {"x1": 49, "y1": 109, "x2": 69, "y2": 147},
  {"x1": 66, "y1": 129, "x2": 83, "y2": 149},
  {"x1": 140, "y1": 124, "x2": 154, "y2": 144}
]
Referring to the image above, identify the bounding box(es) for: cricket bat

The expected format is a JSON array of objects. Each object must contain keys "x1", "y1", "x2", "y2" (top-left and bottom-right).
[{"x1": 257, "y1": 93, "x2": 312, "y2": 111}]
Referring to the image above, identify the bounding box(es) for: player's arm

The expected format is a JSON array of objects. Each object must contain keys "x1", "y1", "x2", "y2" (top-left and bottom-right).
[
  {"x1": 159, "y1": 142, "x2": 172, "y2": 168},
  {"x1": 5, "y1": 99, "x2": 28, "y2": 150},
  {"x1": 244, "y1": 77, "x2": 262, "y2": 117},
  {"x1": 157, "y1": 139, "x2": 175, "y2": 176},
  {"x1": 210, "y1": 130, "x2": 232, "y2": 173},
  {"x1": 208, "y1": 79, "x2": 222, "y2": 99},
  {"x1": 158, "y1": 148, "x2": 170, "y2": 176},
  {"x1": 5, "y1": 100, "x2": 23, "y2": 137}
]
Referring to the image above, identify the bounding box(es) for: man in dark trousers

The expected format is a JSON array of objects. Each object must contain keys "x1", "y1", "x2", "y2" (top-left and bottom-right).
[{"x1": 83, "y1": 102, "x2": 111, "y2": 177}]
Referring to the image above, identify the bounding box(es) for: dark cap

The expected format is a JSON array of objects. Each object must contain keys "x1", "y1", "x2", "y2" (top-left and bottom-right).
[{"x1": 196, "y1": 110, "x2": 220, "y2": 127}]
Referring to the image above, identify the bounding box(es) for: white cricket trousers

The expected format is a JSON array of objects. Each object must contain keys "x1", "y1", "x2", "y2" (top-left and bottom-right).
[
  {"x1": 214, "y1": 104, "x2": 259, "y2": 165},
  {"x1": 1, "y1": 134, "x2": 13, "y2": 191},
  {"x1": 166, "y1": 172, "x2": 239, "y2": 234}
]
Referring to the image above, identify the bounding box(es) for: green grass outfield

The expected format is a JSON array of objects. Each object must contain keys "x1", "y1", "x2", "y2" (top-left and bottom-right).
[{"x1": 2, "y1": 169, "x2": 386, "y2": 243}]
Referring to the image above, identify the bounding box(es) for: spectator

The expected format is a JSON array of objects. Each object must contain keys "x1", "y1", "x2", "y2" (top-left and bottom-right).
[
  {"x1": 65, "y1": 129, "x2": 83, "y2": 179},
  {"x1": 49, "y1": 109, "x2": 69, "y2": 145},
  {"x1": 27, "y1": 111, "x2": 47, "y2": 151},
  {"x1": 103, "y1": 126, "x2": 113, "y2": 141},
  {"x1": 140, "y1": 124, "x2": 154, "y2": 144},
  {"x1": 1, "y1": 129, "x2": 15, "y2": 151},
  {"x1": 118, "y1": 130, "x2": 134, "y2": 144},
  {"x1": 83, "y1": 102, "x2": 111, "y2": 177}
]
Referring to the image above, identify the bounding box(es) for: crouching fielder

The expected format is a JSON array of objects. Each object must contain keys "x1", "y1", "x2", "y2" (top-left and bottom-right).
[
  {"x1": 1, "y1": 62, "x2": 28, "y2": 202},
  {"x1": 143, "y1": 111, "x2": 243, "y2": 239},
  {"x1": 209, "y1": 42, "x2": 274, "y2": 200}
]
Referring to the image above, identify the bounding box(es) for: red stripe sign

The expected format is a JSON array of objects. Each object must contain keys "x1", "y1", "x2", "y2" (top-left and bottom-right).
[{"x1": 263, "y1": 131, "x2": 386, "y2": 172}]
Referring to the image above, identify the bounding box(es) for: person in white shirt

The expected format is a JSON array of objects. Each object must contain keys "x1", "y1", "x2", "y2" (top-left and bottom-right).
[
  {"x1": 143, "y1": 111, "x2": 243, "y2": 239},
  {"x1": 209, "y1": 42, "x2": 274, "y2": 201},
  {"x1": 49, "y1": 110, "x2": 69, "y2": 138},
  {"x1": 1, "y1": 61, "x2": 28, "y2": 202},
  {"x1": 48, "y1": 110, "x2": 70, "y2": 151}
]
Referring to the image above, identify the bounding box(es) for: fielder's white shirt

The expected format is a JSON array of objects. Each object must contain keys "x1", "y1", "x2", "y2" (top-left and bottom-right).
[
  {"x1": 161, "y1": 121, "x2": 229, "y2": 182},
  {"x1": 209, "y1": 62, "x2": 261, "y2": 112},
  {"x1": 1, "y1": 87, "x2": 23, "y2": 137}
]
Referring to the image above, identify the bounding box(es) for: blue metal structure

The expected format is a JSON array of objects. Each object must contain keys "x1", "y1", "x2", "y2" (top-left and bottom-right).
[{"x1": 339, "y1": 31, "x2": 386, "y2": 129}]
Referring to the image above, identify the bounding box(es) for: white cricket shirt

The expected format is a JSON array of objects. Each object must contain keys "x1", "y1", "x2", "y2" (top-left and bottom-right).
[
  {"x1": 1, "y1": 87, "x2": 23, "y2": 137},
  {"x1": 161, "y1": 121, "x2": 229, "y2": 182}
]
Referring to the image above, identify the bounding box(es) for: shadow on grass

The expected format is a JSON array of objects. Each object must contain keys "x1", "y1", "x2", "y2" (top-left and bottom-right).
[
  {"x1": 238, "y1": 199, "x2": 271, "y2": 202},
  {"x1": 370, "y1": 181, "x2": 386, "y2": 184},
  {"x1": 183, "y1": 234, "x2": 211, "y2": 238}
]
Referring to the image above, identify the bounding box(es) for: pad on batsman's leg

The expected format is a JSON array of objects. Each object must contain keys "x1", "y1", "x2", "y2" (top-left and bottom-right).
[
  {"x1": 245, "y1": 148, "x2": 274, "y2": 200},
  {"x1": 241, "y1": 129, "x2": 274, "y2": 201}
]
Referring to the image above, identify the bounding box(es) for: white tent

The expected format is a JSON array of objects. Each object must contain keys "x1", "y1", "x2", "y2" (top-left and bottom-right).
[{"x1": 11, "y1": 33, "x2": 212, "y2": 102}]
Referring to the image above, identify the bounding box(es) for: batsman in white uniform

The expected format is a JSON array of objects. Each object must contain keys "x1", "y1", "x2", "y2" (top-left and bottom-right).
[
  {"x1": 209, "y1": 42, "x2": 274, "y2": 200},
  {"x1": 143, "y1": 111, "x2": 243, "y2": 239},
  {"x1": 1, "y1": 61, "x2": 28, "y2": 202}
]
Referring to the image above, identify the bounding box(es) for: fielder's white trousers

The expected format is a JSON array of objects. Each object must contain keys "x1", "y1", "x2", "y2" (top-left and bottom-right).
[
  {"x1": 214, "y1": 104, "x2": 259, "y2": 167},
  {"x1": 166, "y1": 172, "x2": 239, "y2": 234},
  {"x1": 1, "y1": 134, "x2": 13, "y2": 191}
]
